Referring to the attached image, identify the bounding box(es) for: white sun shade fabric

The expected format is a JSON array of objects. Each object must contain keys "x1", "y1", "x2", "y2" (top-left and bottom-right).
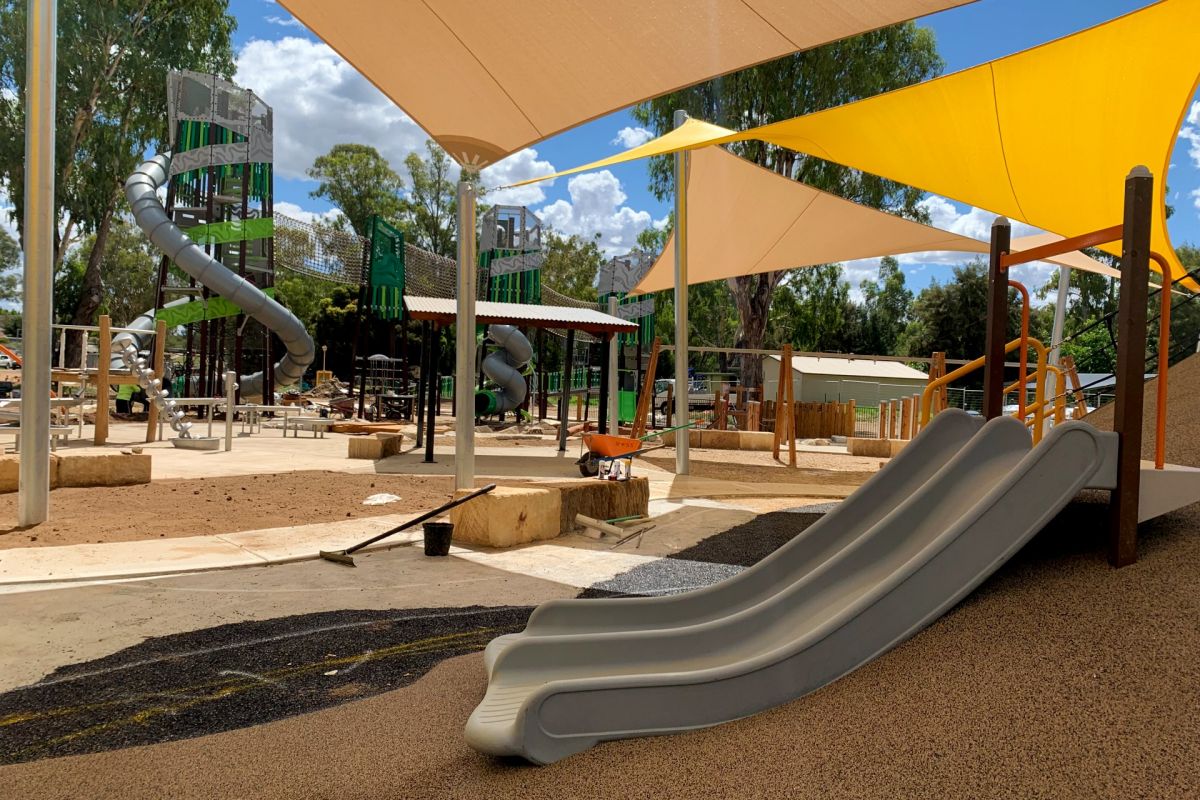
[
  {"x1": 633, "y1": 147, "x2": 1117, "y2": 294},
  {"x1": 277, "y1": 0, "x2": 972, "y2": 167}
]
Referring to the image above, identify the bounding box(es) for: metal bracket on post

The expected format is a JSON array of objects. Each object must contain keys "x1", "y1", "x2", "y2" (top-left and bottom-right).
[
  {"x1": 982, "y1": 216, "x2": 1011, "y2": 420},
  {"x1": 1109, "y1": 166, "x2": 1153, "y2": 568}
]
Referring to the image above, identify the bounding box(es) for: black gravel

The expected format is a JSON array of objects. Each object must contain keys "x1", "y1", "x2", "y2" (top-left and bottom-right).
[
  {"x1": 0, "y1": 605, "x2": 532, "y2": 765},
  {"x1": 0, "y1": 509, "x2": 834, "y2": 765}
]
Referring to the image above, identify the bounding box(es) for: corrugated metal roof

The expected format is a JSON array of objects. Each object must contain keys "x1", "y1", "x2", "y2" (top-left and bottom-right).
[
  {"x1": 404, "y1": 296, "x2": 637, "y2": 333},
  {"x1": 769, "y1": 354, "x2": 928, "y2": 381}
]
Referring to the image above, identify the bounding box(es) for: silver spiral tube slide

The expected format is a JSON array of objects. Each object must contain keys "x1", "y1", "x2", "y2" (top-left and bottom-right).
[
  {"x1": 120, "y1": 153, "x2": 315, "y2": 399},
  {"x1": 475, "y1": 324, "x2": 532, "y2": 415}
]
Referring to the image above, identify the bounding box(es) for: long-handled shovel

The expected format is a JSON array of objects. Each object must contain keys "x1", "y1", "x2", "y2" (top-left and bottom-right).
[{"x1": 319, "y1": 483, "x2": 496, "y2": 567}]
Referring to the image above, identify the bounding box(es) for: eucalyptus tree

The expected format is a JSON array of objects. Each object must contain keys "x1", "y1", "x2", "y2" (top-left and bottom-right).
[{"x1": 633, "y1": 22, "x2": 942, "y2": 387}]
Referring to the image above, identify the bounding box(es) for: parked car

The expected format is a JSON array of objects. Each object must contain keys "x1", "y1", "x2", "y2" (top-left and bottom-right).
[{"x1": 0, "y1": 354, "x2": 19, "y2": 370}]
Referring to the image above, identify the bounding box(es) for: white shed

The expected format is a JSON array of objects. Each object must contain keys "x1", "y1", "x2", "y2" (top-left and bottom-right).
[{"x1": 763, "y1": 355, "x2": 929, "y2": 406}]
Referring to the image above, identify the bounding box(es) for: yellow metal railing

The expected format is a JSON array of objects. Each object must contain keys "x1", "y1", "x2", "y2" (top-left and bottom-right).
[{"x1": 921, "y1": 336, "x2": 1049, "y2": 442}]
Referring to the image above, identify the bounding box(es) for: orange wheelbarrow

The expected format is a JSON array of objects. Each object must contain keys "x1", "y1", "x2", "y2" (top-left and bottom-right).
[{"x1": 576, "y1": 422, "x2": 694, "y2": 477}]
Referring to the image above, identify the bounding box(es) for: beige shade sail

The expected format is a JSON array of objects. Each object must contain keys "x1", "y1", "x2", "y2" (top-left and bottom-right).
[
  {"x1": 277, "y1": 0, "x2": 971, "y2": 167},
  {"x1": 633, "y1": 147, "x2": 1117, "y2": 294},
  {"x1": 516, "y1": 0, "x2": 1200, "y2": 289}
]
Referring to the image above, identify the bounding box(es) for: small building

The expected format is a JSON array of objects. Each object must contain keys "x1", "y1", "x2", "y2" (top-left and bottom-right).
[{"x1": 764, "y1": 355, "x2": 929, "y2": 406}]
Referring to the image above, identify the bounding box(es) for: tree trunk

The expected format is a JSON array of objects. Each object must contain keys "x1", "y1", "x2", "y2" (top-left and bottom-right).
[
  {"x1": 64, "y1": 195, "x2": 117, "y2": 366},
  {"x1": 728, "y1": 270, "x2": 786, "y2": 389}
]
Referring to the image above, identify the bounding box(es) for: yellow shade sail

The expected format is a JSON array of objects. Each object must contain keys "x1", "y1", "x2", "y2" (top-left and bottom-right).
[
  {"x1": 633, "y1": 147, "x2": 1118, "y2": 294},
  {"x1": 518, "y1": 0, "x2": 1200, "y2": 288},
  {"x1": 277, "y1": 0, "x2": 970, "y2": 167}
]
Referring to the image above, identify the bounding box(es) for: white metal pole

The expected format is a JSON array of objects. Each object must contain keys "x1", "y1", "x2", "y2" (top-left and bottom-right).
[
  {"x1": 18, "y1": 0, "x2": 56, "y2": 527},
  {"x1": 673, "y1": 109, "x2": 690, "y2": 475},
  {"x1": 607, "y1": 296, "x2": 619, "y2": 431},
  {"x1": 224, "y1": 371, "x2": 236, "y2": 451},
  {"x1": 454, "y1": 176, "x2": 478, "y2": 490},
  {"x1": 1047, "y1": 265, "x2": 1070, "y2": 422}
]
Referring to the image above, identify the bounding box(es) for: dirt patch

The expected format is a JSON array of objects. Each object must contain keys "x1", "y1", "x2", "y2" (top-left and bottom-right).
[{"x1": 0, "y1": 471, "x2": 456, "y2": 549}]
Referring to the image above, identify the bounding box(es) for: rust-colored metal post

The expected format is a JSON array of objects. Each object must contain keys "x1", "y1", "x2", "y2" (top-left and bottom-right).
[
  {"x1": 1108, "y1": 166, "x2": 1153, "y2": 568},
  {"x1": 983, "y1": 217, "x2": 1011, "y2": 419}
]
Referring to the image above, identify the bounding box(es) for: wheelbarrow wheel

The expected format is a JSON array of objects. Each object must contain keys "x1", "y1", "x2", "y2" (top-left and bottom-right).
[{"x1": 577, "y1": 453, "x2": 600, "y2": 477}]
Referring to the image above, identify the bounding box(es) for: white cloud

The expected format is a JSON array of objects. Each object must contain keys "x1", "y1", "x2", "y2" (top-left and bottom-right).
[
  {"x1": 536, "y1": 171, "x2": 658, "y2": 255},
  {"x1": 1180, "y1": 101, "x2": 1200, "y2": 169},
  {"x1": 480, "y1": 148, "x2": 555, "y2": 206},
  {"x1": 273, "y1": 200, "x2": 345, "y2": 226},
  {"x1": 610, "y1": 126, "x2": 654, "y2": 149},
  {"x1": 234, "y1": 37, "x2": 428, "y2": 182},
  {"x1": 265, "y1": 15, "x2": 303, "y2": 29},
  {"x1": 842, "y1": 196, "x2": 1061, "y2": 304},
  {"x1": 1192, "y1": 187, "x2": 1200, "y2": 217}
]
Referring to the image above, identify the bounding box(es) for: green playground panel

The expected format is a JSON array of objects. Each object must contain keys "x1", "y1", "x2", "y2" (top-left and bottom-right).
[
  {"x1": 186, "y1": 217, "x2": 274, "y2": 246},
  {"x1": 155, "y1": 288, "x2": 276, "y2": 327},
  {"x1": 369, "y1": 215, "x2": 405, "y2": 320}
]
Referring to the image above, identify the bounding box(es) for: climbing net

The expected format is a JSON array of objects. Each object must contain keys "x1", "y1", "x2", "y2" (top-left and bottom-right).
[{"x1": 272, "y1": 213, "x2": 366, "y2": 285}]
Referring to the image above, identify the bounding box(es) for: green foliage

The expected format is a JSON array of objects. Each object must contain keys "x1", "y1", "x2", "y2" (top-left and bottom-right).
[
  {"x1": 770, "y1": 265, "x2": 856, "y2": 353},
  {"x1": 404, "y1": 140, "x2": 459, "y2": 258},
  {"x1": 858, "y1": 257, "x2": 913, "y2": 355},
  {"x1": 898, "y1": 260, "x2": 1021, "y2": 363},
  {"x1": 56, "y1": 219, "x2": 158, "y2": 325},
  {"x1": 0, "y1": 227, "x2": 18, "y2": 302},
  {"x1": 0, "y1": 0, "x2": 236, "y2": 252},
  {"x1": 541, "y1": 231, "x2": 602, "y2": 303},
  {"x1": 307, "y1": 143, "x2": 405, "y2": 238},
  {"x1": 1060, "y1": 323, "x2": 1116, "y2": 374},
  {"x1": 631, "y1": 21, "x2": 943, "y2": 386},
  {"x1": 274, "y1": 270, "x2": 338, "y2": 339}
]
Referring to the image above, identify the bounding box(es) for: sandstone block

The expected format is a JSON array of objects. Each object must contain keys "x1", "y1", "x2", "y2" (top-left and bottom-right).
[
  {"x1": 57, "y1": 453, "x2": 150, "y2": 488},
  {"x1": 450, "y1": 485, "x2": 562, "y2": 547}
]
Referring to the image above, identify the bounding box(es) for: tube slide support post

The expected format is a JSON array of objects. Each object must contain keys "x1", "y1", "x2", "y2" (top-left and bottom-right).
[
  {"x1": 673, "y1": 109, "x2": 690, "y2": 475},
  {"x1": 607, "y1": 296, "x2": 620, "y2": 432},
  {"x1": 224, "y1": 371, "x2": 236, "y2": 452},
  {"x1": 982, "y1": 216, "x2": 1011, "y2": 420},
  {"x1": 18, "y1": 0, "x2": 56, "y2": 526},
  {"x1": 1109, "y1": 166, "x2": 1153, "y2": 568},
  {"x1": 454, "y1": 177, "x2": 477, "y2": 490}
]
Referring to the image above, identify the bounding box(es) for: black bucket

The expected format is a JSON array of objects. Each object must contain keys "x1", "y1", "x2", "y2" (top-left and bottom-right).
[{"x1": 423, "y1": 521, "x2": 453, "y2": 556}]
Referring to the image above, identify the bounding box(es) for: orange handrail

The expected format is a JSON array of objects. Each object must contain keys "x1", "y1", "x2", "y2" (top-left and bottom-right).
[
  {"x1": 1008, "y1": 280, "x2": 1030, "y2": 418},
  {"x1": 1018, "y1": 365, "x2": 1067, "y2": 427},
  {"x1": 921, "y1": 336, "x2": 1048, "y2": 441},
  {"x1": 1150, "y1": 251, "x2": 1170, "y2": 470}
]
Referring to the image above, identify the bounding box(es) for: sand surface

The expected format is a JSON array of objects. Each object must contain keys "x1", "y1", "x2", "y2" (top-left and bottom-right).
[{"x1": 0, "y1": 472, "x2": 455, "y2": 548}]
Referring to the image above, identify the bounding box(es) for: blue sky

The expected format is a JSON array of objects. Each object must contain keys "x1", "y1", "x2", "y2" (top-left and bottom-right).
[{"x1": 231, "y1": 0, "x2": 1200, "y2": 303}]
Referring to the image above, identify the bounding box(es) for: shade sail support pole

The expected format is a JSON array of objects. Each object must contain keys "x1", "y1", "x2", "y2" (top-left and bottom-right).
[
  {"x1": 455, "y1": 177, "x2": 477, "y2": 490},
  {"x1": 607, "y1": 296, "x2": 620, "y2": 432},
  {"x1": 19, "y1": 0, "x2": 56, "y2": 527},
  {"x1": 673, "y1": 109, "x2": 690, "y2": 475},
  {"x1": 1045, "y1": 264, "x2": 1070, "y2": 433}
]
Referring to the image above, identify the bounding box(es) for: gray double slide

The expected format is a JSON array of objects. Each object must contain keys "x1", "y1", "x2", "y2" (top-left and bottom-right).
[
  {"x1": 467, "y1": 410, "x2": 1117, "y2": 764},
  {"x1": 120, "y1": 153, "x2": 315, "y2": 399}
]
